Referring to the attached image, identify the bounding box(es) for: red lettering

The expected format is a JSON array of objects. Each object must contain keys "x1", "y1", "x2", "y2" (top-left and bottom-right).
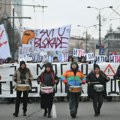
[{"x1": 0, "y1": 30, "x2": 4, "y2": 38}]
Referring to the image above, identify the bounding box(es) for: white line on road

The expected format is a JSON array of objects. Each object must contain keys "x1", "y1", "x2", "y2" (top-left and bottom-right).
[{"x1": 52, "y1": 104, "x2": 57, "y2": 119}]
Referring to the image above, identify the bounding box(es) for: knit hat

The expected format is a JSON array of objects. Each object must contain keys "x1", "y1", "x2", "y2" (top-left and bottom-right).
[
  {"x1": 20, "y1": 61, "x2": 26, "y2": 66},
  {"x1": 94, "y1": 64, "x2": 100, "y2": 70},
  {"x1": 71, "y1": 62, "x2": 79, "y2": 69},
  {"x1": 71, "y1": 62, "x2": 79, "y2": 72},
  {"x1": 44, "y1": 62, "x2": 53, "y2": 69},
  {"x1": 71, "y1": 62, "x2": 78, "y2": 66}
]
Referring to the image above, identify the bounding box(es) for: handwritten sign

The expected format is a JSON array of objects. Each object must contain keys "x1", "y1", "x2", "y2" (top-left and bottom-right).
[
  {"x1": 0, "y1": 24, "x2": 11, "y2": 59},
  {"x1": 22, "y1": 25, "x2": 71, "y2": 51},
  {"x1": 73, "y1": 48, "x2": 85, "y2": 57}
]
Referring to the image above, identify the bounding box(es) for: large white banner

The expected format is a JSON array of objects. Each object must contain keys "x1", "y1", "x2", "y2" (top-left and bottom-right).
[
  {"x1": 0, "y1": 24, "x2": 11, "y2": 59},
  {"x1": 22, "y1": 25, "x2": 71, "y2": 52},
  {"x1": 0, "y1": 63, "x2": 120, "y2": 98}
]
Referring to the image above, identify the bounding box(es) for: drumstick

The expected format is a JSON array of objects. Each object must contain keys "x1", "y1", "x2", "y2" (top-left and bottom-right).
[
  {"x1": 88, "y1": 82, "x2": 100, "y2": 84},
  {"x1": 101, "y1": 72, "x2": 110, "y2": 80},
  {"x1": 40, "y1": 83, "x2": 47, "y2": 87}
]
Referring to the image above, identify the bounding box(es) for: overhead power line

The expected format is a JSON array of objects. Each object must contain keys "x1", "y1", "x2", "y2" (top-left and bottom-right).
[{"x1": 1, "y1": 3, "x2": 48, "y2": 8}]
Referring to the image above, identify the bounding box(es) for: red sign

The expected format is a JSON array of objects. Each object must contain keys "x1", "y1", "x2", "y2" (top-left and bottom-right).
[{"x1": 104, "y1": 64, "x2": 115, "y2": 76}]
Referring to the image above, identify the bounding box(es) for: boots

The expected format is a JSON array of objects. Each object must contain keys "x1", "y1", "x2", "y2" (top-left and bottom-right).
[
  {"x1": 43, "y1": 109, "x2": 47, "y2": 116},
  {"x1": 71, "y1": 114, "x2": 76, "y2": 119},
  {"x1": 13, "y1": 113, "x2": 18, "y2": 117},
  {"x1": 23, "y1": 110, "x2": 27, "y2": 116},
  {"x1": 48, "y1": 108, "x2": 52, "y2": 118},
  {"x1": 23, "y1": 112, "x2": 27, "y2": 116}
]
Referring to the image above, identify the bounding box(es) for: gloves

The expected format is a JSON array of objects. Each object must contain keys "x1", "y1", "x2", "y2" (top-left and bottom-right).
[
  {"x1": 82, "y1": 80, "x2": 86, "y2": 84},
  {"x1": 63, "y1": 79, "x2": 67, "y2": 84}
]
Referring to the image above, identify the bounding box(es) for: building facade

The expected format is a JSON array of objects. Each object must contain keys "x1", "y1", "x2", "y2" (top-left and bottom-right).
[
  {"x1": 104, "y1": 28, "x2": 120, "y2": 55},
  {"x1": 69, "y1": 36, "x2": 96, "y2": 55}
]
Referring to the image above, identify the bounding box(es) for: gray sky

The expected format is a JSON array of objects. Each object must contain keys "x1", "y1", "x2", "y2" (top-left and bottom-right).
[{"x1": 23, "y1": 0, "x2": 120, "y2": 39}]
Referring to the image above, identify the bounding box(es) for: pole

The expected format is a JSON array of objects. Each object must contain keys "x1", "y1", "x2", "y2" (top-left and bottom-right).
[
  {"x1": 86, "y1": 29, "x2": 87, "y2": 52},
  {"x1": 99, "y1": 12, "x2": 101, "y2": 55},
  {"x1": 4, "y1": 0, "x2": 7, "y2": 29},
  {"x1": 13, "y1": 8, "x2": 15, "y2": 60},
  {"x1": 1, "y1": 3, "x2": 47, "y2": 8},
  {"x1": 108, "y1": 39, "x2": 109, "y2": 55},
  {"x1": 5, "y1": 0, "x2": 6, "y2": 13}
]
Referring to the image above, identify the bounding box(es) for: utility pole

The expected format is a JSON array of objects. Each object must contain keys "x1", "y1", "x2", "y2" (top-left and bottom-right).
[
  {"x1": 2, "y1": 2, "x2": 47, "y2": 60},
  {"x1": 99, "y1": 12, "x2": 101, "y2": 55},
  {"x1": 87, "y1": 6, "x2": 112, "y2": 55},
  {"x1": 3, "y1": 13, "x2": 31, "y2": 60},
  {"x1": 12, "y1": 8, "x2": 15, "y2": 60},
  {"x1": 86, "y1": 29, "x2": 88, "y2": 52}
]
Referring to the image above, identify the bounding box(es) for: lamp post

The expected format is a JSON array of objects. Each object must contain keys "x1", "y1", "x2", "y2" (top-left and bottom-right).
[
  {"x1": 77, "y1": 25, "x2": 97, "y2": 53},
  {"x1": 87, "y1": 6, "x2": 112, "y2": 55}
]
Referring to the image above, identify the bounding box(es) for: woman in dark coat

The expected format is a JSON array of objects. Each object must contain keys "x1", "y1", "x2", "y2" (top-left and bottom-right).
[
  {"x1": 86, "y1": 64, "x2": 110, "y2": 117},
  {"x1": 37, "y1": 63, "x2": 59, "y2": 118},
  {"x1": 114, "y1": 65, "x2": 120, "y2": 92}
]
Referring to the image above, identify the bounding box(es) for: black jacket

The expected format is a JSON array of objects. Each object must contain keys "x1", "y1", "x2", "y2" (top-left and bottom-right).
[
  {"x1": 86, "y1": 71, "x2": 109, "y2": 99},
  {"x1": 114, "y1": 69, "x2": 120, "y2": 79}
]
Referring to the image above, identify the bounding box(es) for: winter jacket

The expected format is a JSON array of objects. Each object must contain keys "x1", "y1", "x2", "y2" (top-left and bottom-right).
[
  {"x1": 61, "y1": 70, "x2": 86, "y2": 86},
  {"x1": 13, "y1": 67, "x2": 33, "y2": 85},
  {"x1": 37, "y1": 71, "x2": 59, "y2": 86},
  {"x1": 86, "y1": 71, "x2": 109, "y2": 98}
]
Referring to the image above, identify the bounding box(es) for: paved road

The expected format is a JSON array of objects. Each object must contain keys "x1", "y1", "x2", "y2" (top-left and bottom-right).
[{"x1": 0, "y1": 102, "x2": 120, "y2": 120}]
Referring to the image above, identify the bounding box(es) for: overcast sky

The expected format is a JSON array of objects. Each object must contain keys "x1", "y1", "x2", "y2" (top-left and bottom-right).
[{"x1": 22, "y1": 0, "x2": 120, "y2": 39}]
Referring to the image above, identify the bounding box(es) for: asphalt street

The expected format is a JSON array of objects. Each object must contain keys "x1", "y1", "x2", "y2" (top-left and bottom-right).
[{"x1": 0, "y1": 101, "x2": 120, "y2": 120}]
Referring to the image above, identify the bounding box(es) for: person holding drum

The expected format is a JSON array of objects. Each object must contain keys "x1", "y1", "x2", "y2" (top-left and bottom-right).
[
  {"x1": 37, "y1": 63, "x2": 59, "y2": 118},
  {"x1": 61, "y1": 62, "x2": 86, "y2": 118},
  {"x1": 13, "y1": 61, "x2": 33, "y2": 117},
  {"x1": 86, "y1": 64, "x2": 110, "y2": 117}
]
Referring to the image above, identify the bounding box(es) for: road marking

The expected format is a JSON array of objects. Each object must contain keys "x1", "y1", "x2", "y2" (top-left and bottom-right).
[{"x1": 52, "y1": 104, "x2": 57, "y2": 119}]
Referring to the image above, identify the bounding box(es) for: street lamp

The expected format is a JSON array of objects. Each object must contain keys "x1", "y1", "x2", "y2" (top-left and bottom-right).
[
  {"x1": 87, "y1": 6, "x2": 112, "y2": 55},
  {"x1": 77, "y1": 25, "x2": 97, "y2": 52},
  {"x1": 109, "y1": 6, "x2": 120, "y2": 17}
]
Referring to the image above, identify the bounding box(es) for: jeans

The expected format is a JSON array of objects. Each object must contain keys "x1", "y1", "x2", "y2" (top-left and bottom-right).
[
  {"x1": 14, "y1": 91, "x2": 28, "y2": 115},
  {"x1": 69, "y1": 92, "x2": 80, "y2": 116},
  {"x1": 92, "y1": 92, "x2": 103, "y2": 114}
]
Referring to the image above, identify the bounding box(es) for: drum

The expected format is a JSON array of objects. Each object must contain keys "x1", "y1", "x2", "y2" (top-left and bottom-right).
[
  {"x1": 69, "y1": 86, "x2": 82, "y2": 93},
  {"x1": 94, "y1": 84, "x2": 104, "y2": 92},
  {"x1": 40, "y1": 86, "x2": 53, "y2": 94},
  {"x1": 15, "y1": 84, "x2": 31, "y2": 91}
]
